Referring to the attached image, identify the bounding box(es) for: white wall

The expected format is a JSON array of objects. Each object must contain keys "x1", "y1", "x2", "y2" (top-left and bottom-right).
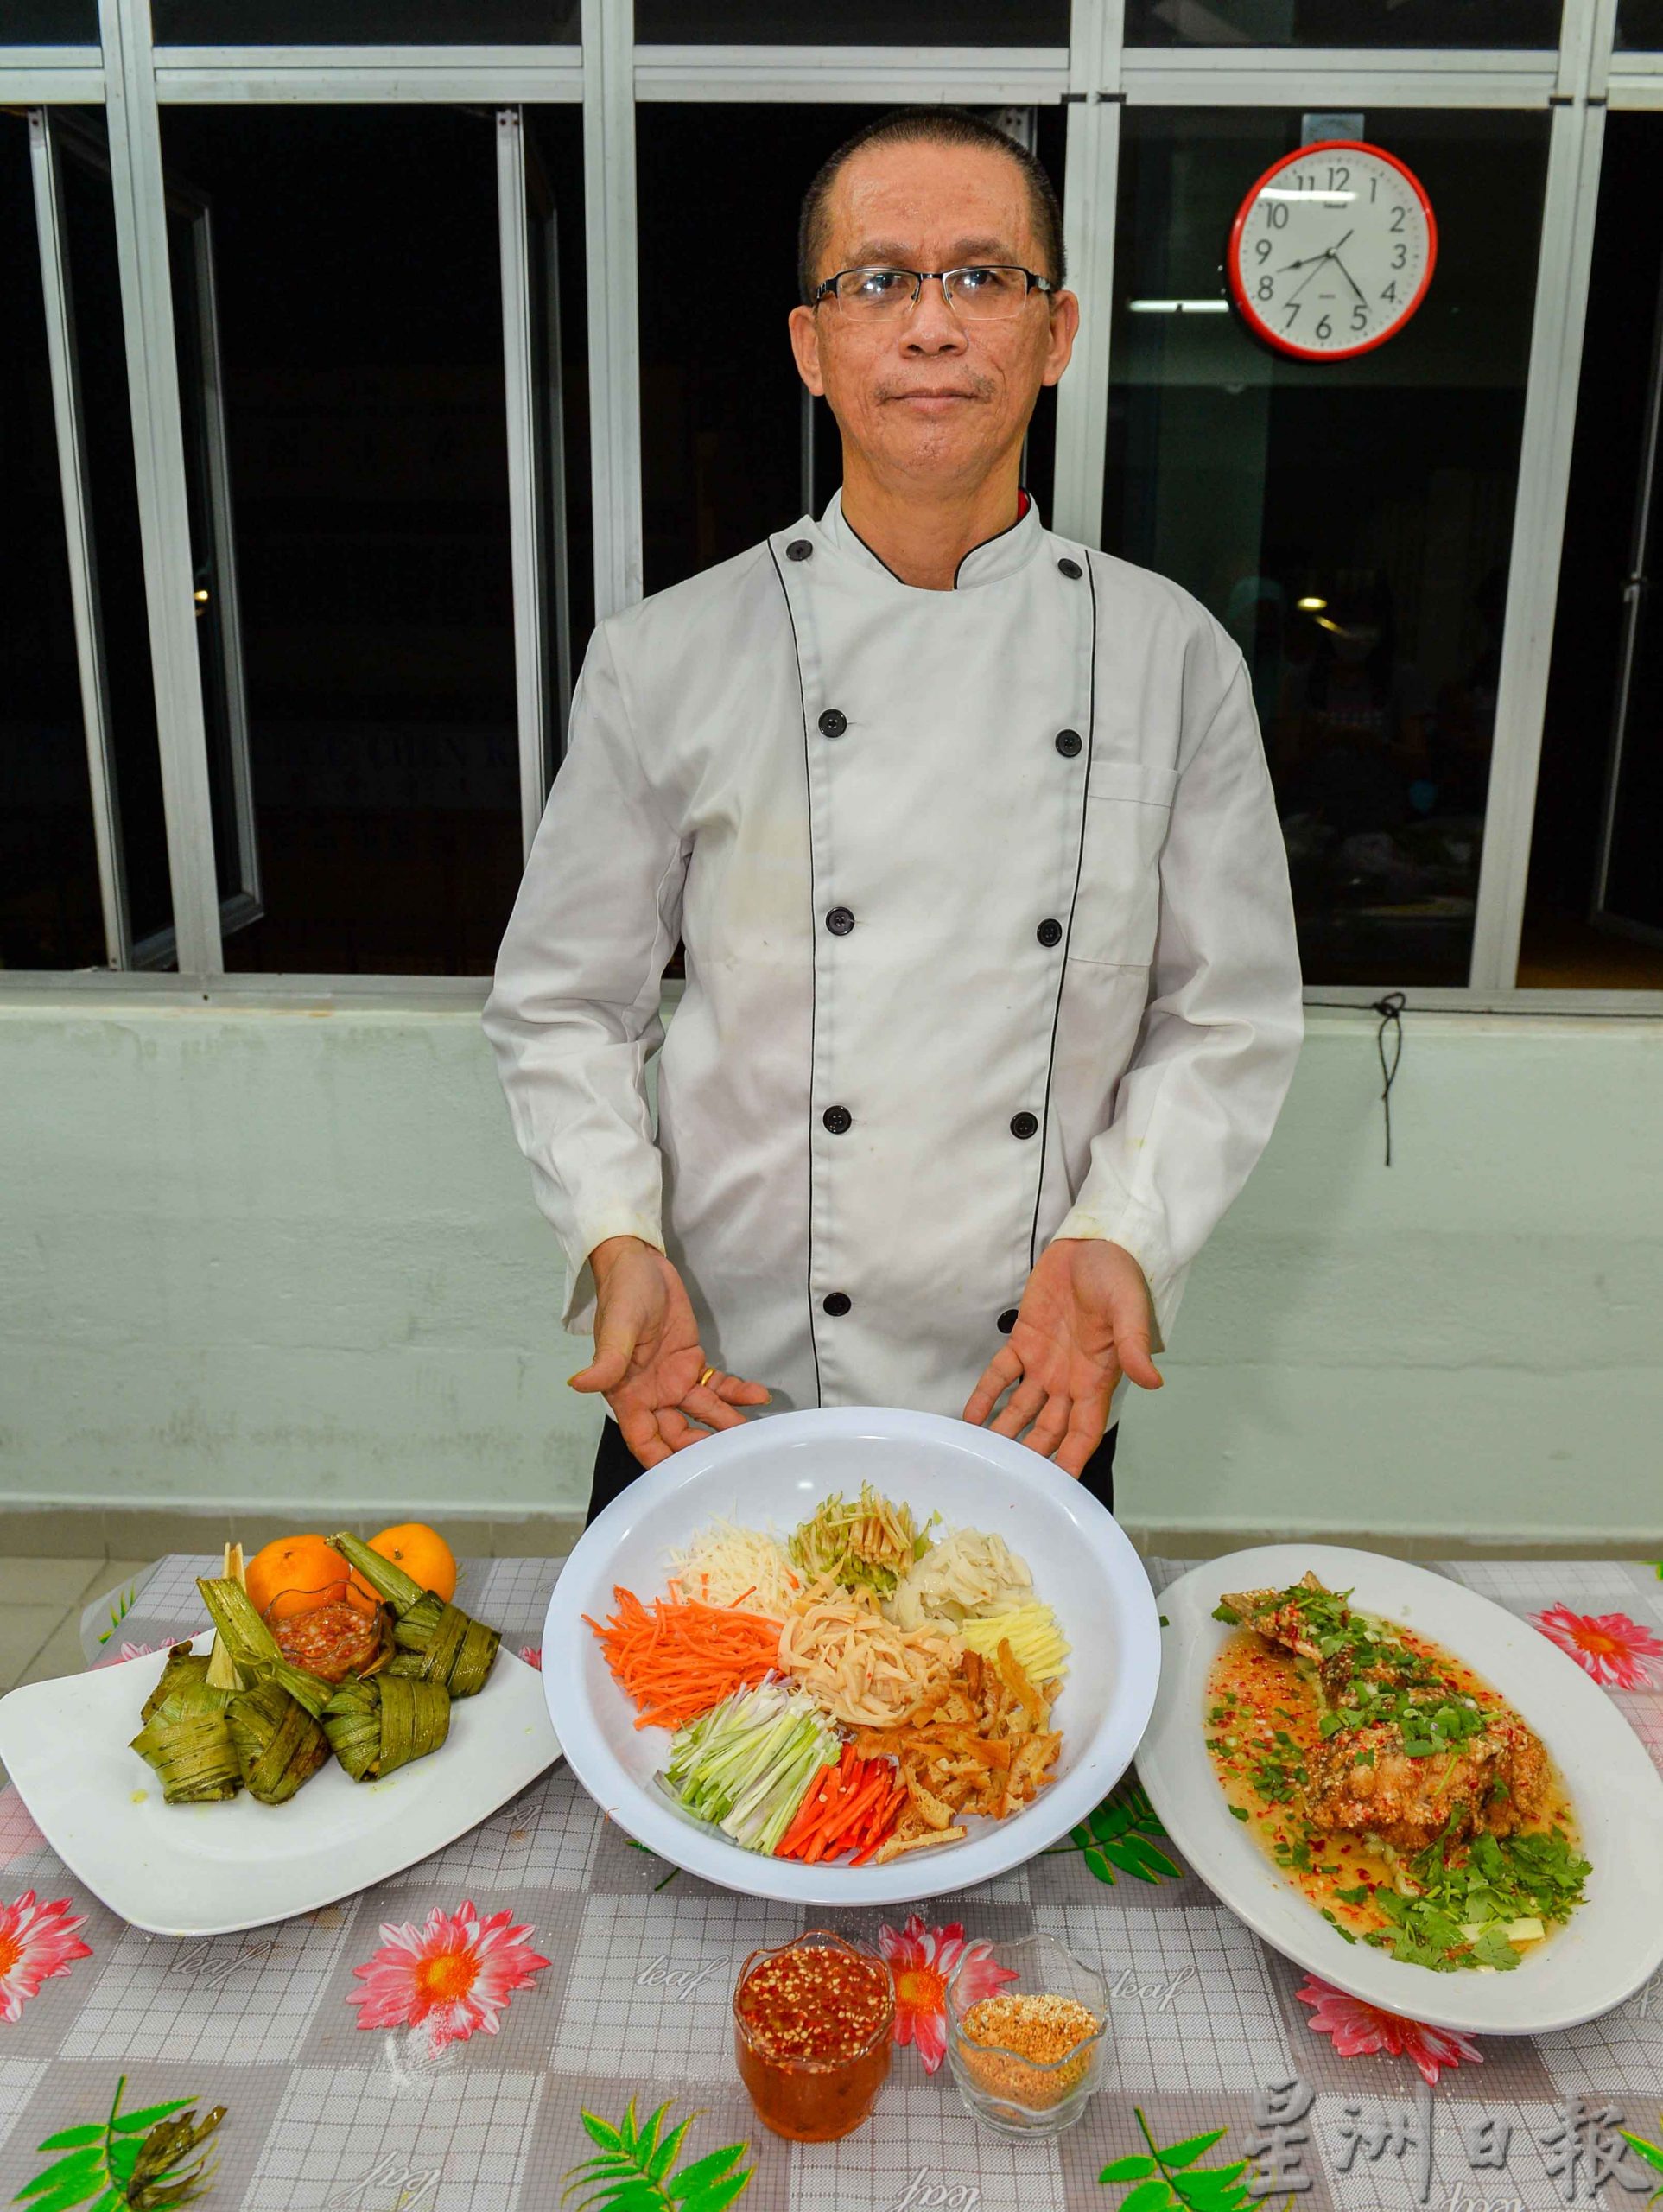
[{"x1": 1, "y1": 995, "x2": 1659, "y2": 1542}]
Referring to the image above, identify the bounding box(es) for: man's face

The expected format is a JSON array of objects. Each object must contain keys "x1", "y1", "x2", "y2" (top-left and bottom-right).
[{"x1": 788, "y1": 138, "x2": 1078, "y2": 495}]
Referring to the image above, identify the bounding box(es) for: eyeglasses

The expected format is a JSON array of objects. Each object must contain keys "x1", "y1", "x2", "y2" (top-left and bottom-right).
[{"x1": 810, "y1": 264, "x2": 1056, "y2": 321}]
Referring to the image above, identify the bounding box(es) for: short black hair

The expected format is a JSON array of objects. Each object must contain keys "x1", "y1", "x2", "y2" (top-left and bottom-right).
[{"x1": 797, "y1": 106, "x2": 1064, "y2": 306}]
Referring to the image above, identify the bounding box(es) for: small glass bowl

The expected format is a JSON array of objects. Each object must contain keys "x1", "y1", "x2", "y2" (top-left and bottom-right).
[
  {"x1": 945, "y1": 1931, "x2": 1108, "y2": 2137},
  {"x1": 733, "y1": 1929, "x2": 895, "y2": 2143}
]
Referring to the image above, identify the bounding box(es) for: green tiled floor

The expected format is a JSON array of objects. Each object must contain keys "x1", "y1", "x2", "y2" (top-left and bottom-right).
[{"x1": 0, "y1": 1557, "x2": 151, "y2": 1693}]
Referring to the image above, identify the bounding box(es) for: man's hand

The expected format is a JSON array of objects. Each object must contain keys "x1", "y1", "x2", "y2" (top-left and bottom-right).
[
  {"x1": 962, "y1": 1238, "x2": 1162, "y2": 1477},
  {"x1": 568, "y1": 1236, "x2": 771, "y2": 1469}
]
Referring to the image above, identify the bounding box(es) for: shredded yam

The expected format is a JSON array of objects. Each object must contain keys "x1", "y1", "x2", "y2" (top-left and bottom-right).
[{"x1": 776, "y1": 1573, "x2": 962, "y2": 1727}]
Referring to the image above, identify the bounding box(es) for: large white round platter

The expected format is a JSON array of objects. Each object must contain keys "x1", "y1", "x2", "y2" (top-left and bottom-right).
[
  {"x1": 1138, "y1": 1543, "x2": 1663, "y2": 2034},
  {"x1": 541, "y1": 1405, "x2": 1162, "y2": 1905},
  {"x1": 0, "y1": 1637, "x2": 561, "y2": 1937}
]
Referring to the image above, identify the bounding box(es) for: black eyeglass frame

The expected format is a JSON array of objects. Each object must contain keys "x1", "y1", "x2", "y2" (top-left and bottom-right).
[{"x1": 809, "y1": 264, "x2": 1057, "y2": 309}]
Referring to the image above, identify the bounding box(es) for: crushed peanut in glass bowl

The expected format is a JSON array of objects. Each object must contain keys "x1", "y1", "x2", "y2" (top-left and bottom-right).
[{"x1": 945, "y1": 1933, "x2": 1108, "y2": 2135}]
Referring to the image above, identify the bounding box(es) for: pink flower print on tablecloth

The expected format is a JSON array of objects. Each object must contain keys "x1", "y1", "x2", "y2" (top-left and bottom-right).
[
  {"x1": 347, "y1": 1900, "x2": 550, "y2": 2054},
  {"x1": 878, "y1": 1914, "x2": 1016, "y2": 2075},
  {"x1": 0, "y1": 1890, "x2": 93, "y2": 2023},
  {"x1": 1297, "y1": 1974, "x2": 1482, "y2": 2085},
  {"x1": 1533, "y1": 1602, "x2": 1663, "y2": 1690}
]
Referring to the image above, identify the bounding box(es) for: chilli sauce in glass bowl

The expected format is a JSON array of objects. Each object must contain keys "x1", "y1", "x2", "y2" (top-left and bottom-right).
[{"x1": 733, "y1": 1930, "x2": 894, "y2": 2142}]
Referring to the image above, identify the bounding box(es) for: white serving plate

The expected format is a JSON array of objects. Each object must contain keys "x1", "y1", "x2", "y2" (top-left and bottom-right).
[
  {"x1": 541, "y1": 1404, "x2": 1162, "y2": 1906},
  {"x1": 1138, "y1": 1543, "x2": 1663, "y2": 2034},
  {"x1": 0, "y1": 1635, "x2": 562, "y2": 1936}
]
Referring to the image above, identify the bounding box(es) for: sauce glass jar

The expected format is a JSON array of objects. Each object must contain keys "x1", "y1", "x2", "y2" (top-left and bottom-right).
[{"x1": 733, "y1": 1929, "x2": 894, "y2": 2141}]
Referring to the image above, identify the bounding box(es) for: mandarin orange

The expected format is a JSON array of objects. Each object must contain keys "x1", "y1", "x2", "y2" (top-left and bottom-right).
[
  {"x1": 244, "y1": 1533, "x2": 351, "y2": 1622},
  {"x1": 349, "y1": 1522, "x2": 457, "y2": 1607}
]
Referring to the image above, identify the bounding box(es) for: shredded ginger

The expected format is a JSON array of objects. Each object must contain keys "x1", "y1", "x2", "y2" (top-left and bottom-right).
[
  {"x1": 885, "y1": 1527, "x2": 1035, "y2": 1630},
  {"x1": 777, "y1": 1573, "x2": 962, "y2": 1726},
  {"x1": 788, "y1": 1483, "x2": 936, "y2": 1599},
  {"x1": 664, "y1": 1519, "x2": 803, "y2": 1618}
]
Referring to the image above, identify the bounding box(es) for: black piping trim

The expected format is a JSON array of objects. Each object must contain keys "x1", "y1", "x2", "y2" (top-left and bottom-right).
[
  {"x1": 766, "y1": 537, "x2": 825, "y2": 1408},
  {"x1": 1027, "y1": 545, "x2": 1098, "y2": 1269},
  {"x1": 839, "y1": 492, "x2": 1034, "y2": 590},
  {"x1": 952, "y1": 489, "x2": 1031, "y2": 588}
]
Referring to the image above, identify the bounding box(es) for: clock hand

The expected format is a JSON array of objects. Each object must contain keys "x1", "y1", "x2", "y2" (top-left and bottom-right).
[
  {"x1": 1328, "y1": 248, "x2": 1368, "y2": 308},
  {"x1": 1285, "y1": 252, "x2": 1333, "y2": 305}
]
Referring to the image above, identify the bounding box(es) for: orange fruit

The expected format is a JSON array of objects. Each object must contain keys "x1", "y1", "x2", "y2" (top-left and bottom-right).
[
  {"x1": 245, "y1": 1534, "x2": 351, "y2": 1623},
  {"x1": 350, "y1": 1522, "x2": 457, "y2": 1608}
]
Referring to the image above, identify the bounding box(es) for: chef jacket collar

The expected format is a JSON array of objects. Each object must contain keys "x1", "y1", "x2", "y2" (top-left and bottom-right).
[{"x1": 817, "y1": 485, "x2": 1042, "y2": 593}]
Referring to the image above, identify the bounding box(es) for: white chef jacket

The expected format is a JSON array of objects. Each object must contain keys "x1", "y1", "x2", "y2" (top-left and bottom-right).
[{"x1": 485, "y1": 491, "x2": 1302, "y2": 1423}]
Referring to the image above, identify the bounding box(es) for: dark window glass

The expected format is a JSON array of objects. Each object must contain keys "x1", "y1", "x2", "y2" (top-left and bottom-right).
[
  {"x1": 3, "y1": 0, "x2": 98, "y2": 39},
  {"x1": 1125, "y1": 0, "x2": 1558, "y2": 45},
  {"x1": 1104, "y1": 110, "x2": 1547, "y2": 987},
  {"x1": 58, "y1": 123, "x2": 175, "y2": 957},
  {"x1": 633, "y1": 0, "x2": 1067, "y2": 42},
  {"x1": 1616, "y1": 0, "x2": 1663, "y2": 48},
  {"x1": 638, "y1": 102, "x2": 1066, "y2": 595},
  {"x1": 1525, "y1": 113, "x2": 1663, "y2": 988},
  {"x1": 158, "y1": 106, "x2": 534, "y2": 975},
  {"x1": 151, "y1": 0, "x2": 578, "y2": 41},
  {"x1": 0, "y1": 114, "x2": 104, "y2": 970}
]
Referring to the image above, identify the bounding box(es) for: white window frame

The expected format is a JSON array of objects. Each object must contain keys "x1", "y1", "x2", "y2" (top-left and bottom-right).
[{"x1": 3, "y1": 0, "x2": 1660, "y2": 1016}]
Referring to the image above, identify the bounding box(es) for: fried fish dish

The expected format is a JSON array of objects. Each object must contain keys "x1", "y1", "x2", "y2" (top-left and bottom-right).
[{"x1": 1207, "y1": 1573, "x2": 1587, "y2": 1972}]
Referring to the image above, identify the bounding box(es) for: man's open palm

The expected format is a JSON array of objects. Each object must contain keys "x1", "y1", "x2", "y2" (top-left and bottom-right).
[
  {"x1": 962, "y1": 1237, "x2": 1162, "y2": 1477},
  {"x1": 568, "y1": 1236, "x2": 769, "y2": 1468}
]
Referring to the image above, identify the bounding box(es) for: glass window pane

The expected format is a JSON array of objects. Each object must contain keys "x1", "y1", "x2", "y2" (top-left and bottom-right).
[
  {"x1": 1125, "y1": 0, "x2": 1558, "y2": 46},
  {"x1": 633, "y1": 0, "x2": 1067, "y2": 43},
  {"x1": 3, "y1": 0, "x2": 98, "y2": 41},
  {"x1": 0, "y1": 113, "x2": 104, "y2": 970},
  {"x1": 1525, "y1": 112, "x2": 1663, "y2": 988},
  {"x1": 638, "y1": 102, "x2": 1066, "y2": 595},
  {"x1": 151, "y1": 0, "x2": 578, "y2": 42},
  {"x1": 58, "y1": 120, "x2": 175, "y2": 957},
  {"x1": 1616, "y1": 0, "x2": 1663, "y2": 48},
  {"x1": 158, "y1": 106, "x2": 535, "y2": 975},
  {"x1": 1103, "y1": 110, "x2": 1547, "y2": 987}
]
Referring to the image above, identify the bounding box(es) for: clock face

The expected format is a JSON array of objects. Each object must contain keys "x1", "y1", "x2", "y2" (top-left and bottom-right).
[{"x1": 1227, "y1": 140, "x2": 1437, "y2": 362}]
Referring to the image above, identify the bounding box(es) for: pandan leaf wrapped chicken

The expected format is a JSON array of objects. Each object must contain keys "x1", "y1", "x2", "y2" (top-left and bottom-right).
[
  {"x1": 226, "y1": 1677, "x2": 331, "y2": 1804},
  {"x1": 130, "y1": 1676, "x2": 241, "y2": 1804},
  {"x1": 197, "y1": 1576, "x2": 333, "y2": 1717},
  {"x1": 322, "y1": 1672, "x2": 451, "y2": 1781},
  {"x1": 197, "y1": 1575, "x2": 332, "y2": 1802},
  {"x1": 140, "y1": 1640, "x2": 212, "y2": 1725},
  {"x1": 330, "y1": 1532, "x2": 500, "y2": 1698}
]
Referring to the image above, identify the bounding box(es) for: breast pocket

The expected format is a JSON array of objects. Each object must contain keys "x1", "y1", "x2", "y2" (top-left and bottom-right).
[{"x1": 1067, "y1": 760, "x2": 1179, "y2": 969}]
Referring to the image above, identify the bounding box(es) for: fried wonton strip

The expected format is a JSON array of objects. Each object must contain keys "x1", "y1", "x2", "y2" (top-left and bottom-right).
[{"x1": 873, "y1": 1824, "x2": 968, "y2": 1863}]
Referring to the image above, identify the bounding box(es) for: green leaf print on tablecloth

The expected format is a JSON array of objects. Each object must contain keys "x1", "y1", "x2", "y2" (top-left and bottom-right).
[
  {"x1": 12, "y1": 2075, "x2": 225, "y2": 2211},
  {"x1": 562, "y1": 2097, "x2": 753, "y2": 2212},
  {"x1": 1045, "y1": 1775, "x2": 1181, "y2": 1885}
]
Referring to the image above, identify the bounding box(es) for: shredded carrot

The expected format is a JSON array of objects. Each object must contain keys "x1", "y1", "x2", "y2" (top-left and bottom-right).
[{"x1": 583, "y1": 1584, "x2": 784, "y2": 1731}]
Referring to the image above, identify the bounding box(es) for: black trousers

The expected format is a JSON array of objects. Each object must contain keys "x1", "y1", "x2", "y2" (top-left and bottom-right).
[{"x1": 584, "y1": 1414, "x2": 1117, "y2": 1529}]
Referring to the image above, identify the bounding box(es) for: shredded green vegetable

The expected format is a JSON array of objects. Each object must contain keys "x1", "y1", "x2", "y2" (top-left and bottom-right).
[
  {"x1": 787, "y1": 1484, "x2": 937, "y2": 1598},
  {"x1": 659, "y1": 1681, "x2": 839, "y2": 1855}
]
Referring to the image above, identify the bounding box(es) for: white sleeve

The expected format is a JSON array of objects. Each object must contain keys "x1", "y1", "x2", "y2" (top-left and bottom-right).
[
  {"x1": 482, "y1": 622, "x2": 689, "y2": 1335},
  {"x1": 1050, "y1": 648, "x2": 1303, "y2": 1346}
]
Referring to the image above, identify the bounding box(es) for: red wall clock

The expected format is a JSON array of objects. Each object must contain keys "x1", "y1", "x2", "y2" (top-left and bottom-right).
[{"x1": 1227, "y1": 139, "x2": 1438, "y2": 363}]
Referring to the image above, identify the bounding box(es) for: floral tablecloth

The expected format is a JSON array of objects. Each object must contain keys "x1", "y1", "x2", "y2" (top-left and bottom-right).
[{"x1": 3, "y1": 1554, "x2": 1662, "y2": 2212}]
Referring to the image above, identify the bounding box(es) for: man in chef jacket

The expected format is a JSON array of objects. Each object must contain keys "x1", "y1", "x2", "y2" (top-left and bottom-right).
[{"x1": 485, "y1": 107, "x2": 1303, "y2": 1525}]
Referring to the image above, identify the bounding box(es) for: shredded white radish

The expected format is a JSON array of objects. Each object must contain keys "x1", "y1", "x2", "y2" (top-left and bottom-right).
[{"x1": 663, "y1": 1519, "x2": 803, "y2": 1618}]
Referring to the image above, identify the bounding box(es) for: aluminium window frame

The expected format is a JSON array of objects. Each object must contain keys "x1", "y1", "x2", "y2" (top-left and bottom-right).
[{"x1": 0, "y1": 0, "x2": 1651, "y2": 1016}]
